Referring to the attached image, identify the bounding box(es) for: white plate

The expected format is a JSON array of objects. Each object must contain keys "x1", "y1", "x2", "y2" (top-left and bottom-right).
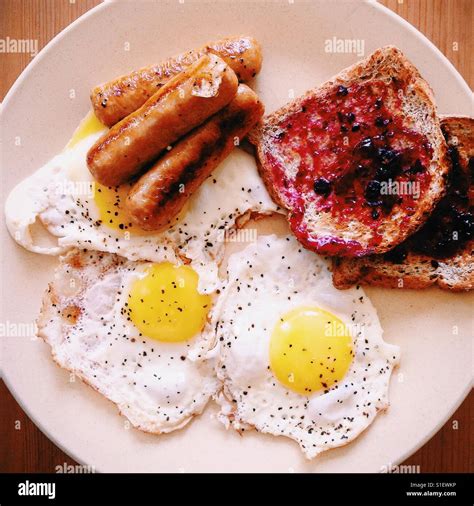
[{"x1": 1, "y1": 0, "x2": 472, "y2": 473}]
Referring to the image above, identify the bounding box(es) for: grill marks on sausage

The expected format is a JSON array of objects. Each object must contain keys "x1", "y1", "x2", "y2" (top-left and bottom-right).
[{"x1": 154, "y1": 111, "x2": 247, "y2": 207}]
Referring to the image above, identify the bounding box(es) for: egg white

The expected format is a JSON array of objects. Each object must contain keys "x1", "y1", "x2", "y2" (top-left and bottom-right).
[
  {"x1": 37, "y1": 249, "x2": 220, "y2": 433},
  {"x1": 213, "y1": 234, "x2": 400, "y2": 459},
  {"x1": 5, "y1": 118, "x2": 279, "y2": 292}
]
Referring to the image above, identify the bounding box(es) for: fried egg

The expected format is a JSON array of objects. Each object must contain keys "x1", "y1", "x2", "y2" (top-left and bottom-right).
[
  {"x1": 214, "y1": 234, "x2": 400, "y2": 458},
  {"x1": 37, "y1": 249, "x2": 220, "y2": 433},
  {"x1": 5, "y1": 113, "x2": 279, "y2": 292}
]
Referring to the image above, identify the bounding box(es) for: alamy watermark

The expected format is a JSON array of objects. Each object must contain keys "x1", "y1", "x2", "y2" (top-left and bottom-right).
[
  {"x1": 0, "y1": 320, "x2": 37, "y2": 338},
  {"x1": 324, "y1": 37, "x2": 365, "y2": 57},
  {"x1": 1, "y1": 37, "x2": 38, "y2": 57},
  {"x1": 18, "y1": 481, "x2": 55, "y2": 500},
  {"x1": 381, "y1": 462, "x2": 421, "y2": 473},
  {"x1": 55, "y1": 462, "x2": 95, "y2": 473},
  {"x1": 54, "y1": 180, "x2": 95, "y2": 199},
  {"x1": 325, "y1": 321, "x2": 366, "y2": 339},
  {"x1": 216, "y1": 228, "x2": 258, "y2": 244},
  {"x1": 380, "y1": 179, "x2": 420, "y2": 199}
]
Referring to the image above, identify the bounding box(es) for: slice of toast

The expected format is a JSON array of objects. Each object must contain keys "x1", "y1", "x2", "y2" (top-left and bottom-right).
[
  {"x1": 249, "y1": 46, "x2": 449, "y2": 257},
  {"x1": 332, "y1": 116, "x2": 474, "y2": 291}
]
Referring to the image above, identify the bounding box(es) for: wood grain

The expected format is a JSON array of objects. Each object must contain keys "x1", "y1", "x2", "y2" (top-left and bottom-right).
[
  {"x1": 0, "y1": 0, "x2": 101, "y2": 100},
  {"x1": 0, "y1": 0, "x2": 472, "y2": 473},
  {"x1": 380, "y1": 0, "x2": 473, "y2": 88}
]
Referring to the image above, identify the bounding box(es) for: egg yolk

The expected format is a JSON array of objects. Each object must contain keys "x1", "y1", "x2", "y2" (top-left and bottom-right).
[
  {"x1": 127, "y1": 263, "x2": 211, "y2": 342},
  {"x1": 93, "y1": 184, "x2": 190, "y2": 234},
  {"x1": 269, "y1": 306, "x2": 353, "y2": 395},
  {"x1": 66, "y1": 112, "x2": 189, "y2": 234},
  {"x1": 65, "y1": 113, "x2": 143, "y2": 234},
  {"x1": 94, "y1": 182, "x2": 142, "y2": 233}
]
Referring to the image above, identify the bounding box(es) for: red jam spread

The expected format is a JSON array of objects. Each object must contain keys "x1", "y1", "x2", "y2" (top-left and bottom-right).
[
  {"x1": 263, "y1": 80, "x2": 434, "y2": 256},
  {"x1": 385, "y1": 147, "x2": 473, "y2": 262}
]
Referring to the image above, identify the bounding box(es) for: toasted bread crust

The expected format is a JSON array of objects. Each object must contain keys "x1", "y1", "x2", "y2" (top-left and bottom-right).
[
  {"x1": 332, "y1": 116, "x2": 474, "y2": 291},
  {"x1": 332, "y1": 246, "x2": 474, "y2": 291},
  {"x1": 250, "y1": 46, "x2": 450, "y2": 256}
]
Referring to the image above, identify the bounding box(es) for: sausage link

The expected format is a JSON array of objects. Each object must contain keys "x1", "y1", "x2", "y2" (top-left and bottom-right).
[
  {"x1": 91, "y1": 36, "x2": 262, "y2": 126},
  {"x1": 87, "y1": 54, "x2": 238, "y2": 186},
  {"x1": 126, "y1": 84, "x2": 264, "y2": 231}
]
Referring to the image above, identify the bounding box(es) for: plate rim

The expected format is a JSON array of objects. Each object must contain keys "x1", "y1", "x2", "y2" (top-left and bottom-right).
[{"x1": 1, "y1": 0, "x2": 472, "y2": 472}]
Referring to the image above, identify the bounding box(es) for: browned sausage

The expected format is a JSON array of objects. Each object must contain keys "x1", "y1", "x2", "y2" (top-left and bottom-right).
[
  {"x1": 126, "y1": 84, "x2": 264, "y2": 231},
  {"x1": 87, "y1": 54, "x2": 238, "y2": 186},
  {"x1": 91, "y1": 36, "x2": 262, "y2": 127}
]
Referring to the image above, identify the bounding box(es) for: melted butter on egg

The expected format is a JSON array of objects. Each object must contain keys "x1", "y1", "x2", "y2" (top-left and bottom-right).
[
  {"x1": 127, "y1": 262, "x2": 211, "y2": 342},
  {"x1": 66, "y1": 111, "x2": 106, "y2": 149},
  {"x1": 270, "y1": 306, "x2": 353, "y2": 395}
]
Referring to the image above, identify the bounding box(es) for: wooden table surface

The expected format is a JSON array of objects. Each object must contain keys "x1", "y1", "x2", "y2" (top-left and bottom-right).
[{"x1": 0, "y1": 0, "x2": 472, "y2": 473}]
